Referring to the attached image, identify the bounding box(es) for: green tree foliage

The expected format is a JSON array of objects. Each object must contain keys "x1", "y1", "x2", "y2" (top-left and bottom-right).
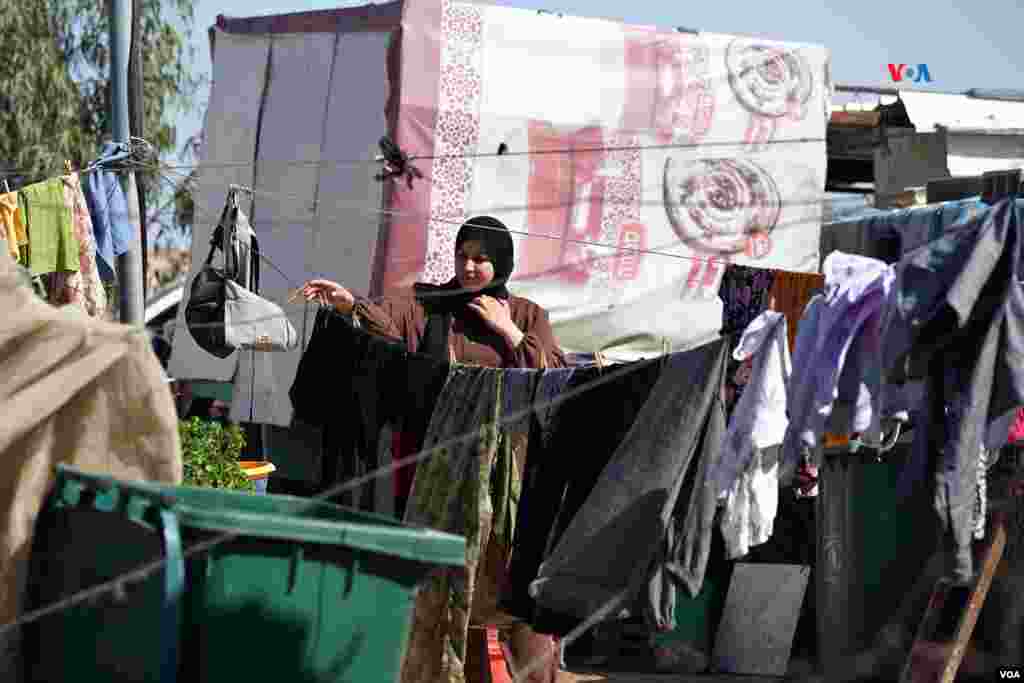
[
  {"x1": 0, "y1": 0, "x2": 202, "y2": 235},
  {"x1": 0, "y1": 0, "x2": 84, "y2": 183}
]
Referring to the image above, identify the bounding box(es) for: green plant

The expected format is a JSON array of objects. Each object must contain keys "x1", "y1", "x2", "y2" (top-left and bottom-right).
[{"x1": 179, "y1": 418, "x2": 254, "y2": 492}]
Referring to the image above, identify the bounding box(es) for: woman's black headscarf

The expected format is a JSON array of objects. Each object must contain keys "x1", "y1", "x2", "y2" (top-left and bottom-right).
[{"x1": 413, "y1": 215, "x2": 515, "y2": 360}]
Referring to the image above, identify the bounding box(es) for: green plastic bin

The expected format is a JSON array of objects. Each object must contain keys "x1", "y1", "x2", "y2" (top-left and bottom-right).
[{"x1": 24, "y1": 464, "x2": 465, "y2": 683}]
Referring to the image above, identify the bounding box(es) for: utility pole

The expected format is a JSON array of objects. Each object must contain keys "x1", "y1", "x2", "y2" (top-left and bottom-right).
[
  {"x1": 110, "y1": 0, "x2": 145, "y2": 325},
  {"x1": 128, "y1": 0, "x2": 147, "y2": 303}
]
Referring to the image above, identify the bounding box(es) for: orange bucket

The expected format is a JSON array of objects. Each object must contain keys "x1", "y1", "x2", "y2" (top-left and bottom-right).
[{"x1": 239, "y1": 461, "x2": 276, "y2": 494}]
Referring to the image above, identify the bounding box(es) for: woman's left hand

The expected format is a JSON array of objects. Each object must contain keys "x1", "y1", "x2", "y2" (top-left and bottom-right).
[{"x1": 468, "y1": 296, "x2": 524, "y2": 349}]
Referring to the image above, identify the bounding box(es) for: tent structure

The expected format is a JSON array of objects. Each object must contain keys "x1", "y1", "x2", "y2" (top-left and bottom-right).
[{"x1": 168, "y1": 0, "x2": 830, "y2": 429}]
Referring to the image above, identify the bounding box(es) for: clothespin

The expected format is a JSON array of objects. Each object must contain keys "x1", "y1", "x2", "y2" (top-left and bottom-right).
[
  {"x1": 375, "y1": 136, "x2": 423, "y2": 190},
  {"x1": 594, "y1": 350, "x2": 606, "y2": 372},
  {"x1": 1, "y1": 179, "x2": 9, "y2": 193},
  {"x1": 64, "y1": 160, "x2": 73, "y2": 174},
  {"x1": 662, "y1": 337, "x2": 670, "y2": 357}
]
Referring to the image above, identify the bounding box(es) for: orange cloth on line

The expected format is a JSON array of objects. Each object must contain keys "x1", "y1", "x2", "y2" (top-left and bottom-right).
[
  {"x1": 0, "y1": 193, "x2": 27, "y2": 262},
  {"x1": 768, "y1": 270, "x2": 825, "y2": 353}
]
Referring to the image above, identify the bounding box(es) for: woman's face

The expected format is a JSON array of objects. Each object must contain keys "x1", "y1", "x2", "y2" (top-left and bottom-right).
[{"x1": 454, "y1": 239, "x2": 496, "y2": 291}]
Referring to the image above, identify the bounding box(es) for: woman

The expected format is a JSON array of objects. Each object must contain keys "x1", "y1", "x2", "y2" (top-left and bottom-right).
[{"x1": 301, "y1": 215, "x2": 565, "y2": 683}]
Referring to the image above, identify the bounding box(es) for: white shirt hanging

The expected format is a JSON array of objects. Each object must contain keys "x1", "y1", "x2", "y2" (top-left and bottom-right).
[{"x1": 716, "y1": 310, "x2": 790, "y2": 559}]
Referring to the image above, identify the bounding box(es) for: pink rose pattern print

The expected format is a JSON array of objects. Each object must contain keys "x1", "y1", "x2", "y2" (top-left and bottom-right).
[{"x1": 726, "y1": 39, "x2": 815, "y2": 151}]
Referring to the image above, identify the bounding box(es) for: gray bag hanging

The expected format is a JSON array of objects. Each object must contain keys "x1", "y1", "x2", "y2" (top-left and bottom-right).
[{"x1": 184, "y1": 190, "x2": 297, "y2": 357}]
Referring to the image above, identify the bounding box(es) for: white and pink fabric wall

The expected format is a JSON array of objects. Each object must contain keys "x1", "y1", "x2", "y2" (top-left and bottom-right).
[{"x1": 381, "y1": 0, "x2": 831, "y2": 360}]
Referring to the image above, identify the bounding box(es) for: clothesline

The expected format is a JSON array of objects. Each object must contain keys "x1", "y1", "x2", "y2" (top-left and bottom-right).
[
  {"x1": 0, "y1": 138, "x2": 158, "y2": 189},
  {"x1": 156, "y1": 188, "x2": 823, "y2": 345},
  {"x1": 0, "y1": 140, "x2": 161, "y2": 316},
  {"x1": 172, "y1": 168, "x2": 824, "y2": 292},
  {"x1": 0, "y1": 134, "x2": 827, "y2": 179}
]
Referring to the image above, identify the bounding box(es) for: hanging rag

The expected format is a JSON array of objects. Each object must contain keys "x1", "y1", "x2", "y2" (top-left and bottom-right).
[
  {"x1": 720, "y1": 264, "x2": 777, "y2": 416},
  {"x1": 881, "y1": 199, "x2": 1024, "y2": 582},
  {"x1": 81, "y1": 165, "x2": 133, "y2": 282},
  {"x1": 768, "y1": 269, "x2": 825, "y2": 353},
  {"x1": 288, "y1": 309, "x2": 449, "y2": 490},
  {"x1": 498, "y1": 367, "x2": 575, "y2": 623},
  {"x1": 18, "y1": 178, "x2": 79, "y2": 276},
  {"x1": 399, "y1": 366, "x2": 506, "y2": 683},
  {"x1": 521, "y1": 361, "x2": 665, "y2": 637},
  {"x1": 529, "y1": 338, "x2": 728, "y2": 632},
  {"x1": 719, "y1": 264, "x2": 777, "y2": 336},
  {"x1": 1009, "y1": 407, "x2": 1024, "y2": 444},
  {"x1": 781, "y1": 252, "x2": 894, "y2": 475},
  {"x1": 0, "y1": 192, "x2": 27, "y2": 262},
  {"x1": 51, "y1": 174, "x2": 106, "y2": 317},
  {"x1": 716, "y1": 311, "x2": 790, "y2": 560}
]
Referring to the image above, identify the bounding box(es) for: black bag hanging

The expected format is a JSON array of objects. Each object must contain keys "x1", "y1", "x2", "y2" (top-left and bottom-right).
[{"x1": 184, "y1": 190, "x2": 260, "y2": 359}]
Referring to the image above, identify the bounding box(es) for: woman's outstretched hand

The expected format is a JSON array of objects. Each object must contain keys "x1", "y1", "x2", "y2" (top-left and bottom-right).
[
  {"x1": 300, "y1": 279, "x2": 355, "y2": 313},
  {"x1": 468, "y1": 295, "x2": 524, "y2": 350}
]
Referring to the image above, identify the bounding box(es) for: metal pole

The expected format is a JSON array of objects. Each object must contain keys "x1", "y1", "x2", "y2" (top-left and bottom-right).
[
  {"x1": 110, "y1": 0, "x2": 145, "y2": 324},
  {"x1": 128, "y1": 0, "x2": 147, "y2": 303}
]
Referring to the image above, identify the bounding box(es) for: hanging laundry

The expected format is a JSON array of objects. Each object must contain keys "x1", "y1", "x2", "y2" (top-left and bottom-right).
[
  {"x1": 81, "y1": 161, "x2": 134, "y2": 282},
  {"x1": 782, "y1": 252, "x2": 895, "y2": 473},
  {"x1": 529, "y1": 338, "x2": 728, "y2": 633},
  {"x1": 881, "y1": 198, "x2": 1024, "y2": 582},
  {"x1": 0, "y1": 247, "x2": 180, "y2": 679},
  {"x1": 350, "y1": 270, "x2": 566, "y2": 516},
  {"x1": 719, "y1": 265, "x2": 776, "y2": 415},
  {"x1": 1010, "y1": 408, "x2": 1024, "y2": 444},
  {"x1": 896, "y1": 199, "x2": 985, "y2": 257},
  {"x1": 0, "y1": 192, "x2": 27, "y2": 263},
  {"x1": 18, "y1": 178, "x2": 79, "y2": 277},
  {"x1": 767, "y1": 269, "x2": 825, "y2": 353},
  {"x1": 820, "y1": 198, "x2": 988, "y2": 268},
  {"x1": 501, "y1": 361, "x2": 662, "y2": 635},
  {"x1": 716, "y1": 311, "x2": 790, "y2": 560},
  {"x1": 50, "y1": 174, "x2": 106, "y2": 317},
  {"x1": 288, "y1": 308, "x2": 450, "y2": 487},
  {"x1": 719, "y1": 265, "x2": 777, "y2": 336},
  {"x1": 399, "y1": 366, "x2": 531, "y2": 683},
  {"x1": 470, "y1": 368, "x2": 536, "y2": 628},
  {"x1": 819, "y1": 209, "x2": 887, "y2": 264}
]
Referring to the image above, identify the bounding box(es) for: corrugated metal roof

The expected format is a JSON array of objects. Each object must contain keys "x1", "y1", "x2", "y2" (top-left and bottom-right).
[{"x1": 900, "y1": 91, "x2": 1024, "y2": 132}]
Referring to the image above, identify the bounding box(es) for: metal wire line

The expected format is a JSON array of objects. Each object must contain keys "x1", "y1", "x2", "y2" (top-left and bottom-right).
[
  {"x1": 163, "y1": 163, "x2": 828, "y2": 271},
  {"x1": 0, "y1": 132, "x2": 826, "y2": 179},
  {"x1": 149, "y1": 166, "x2": 823, "y2": 336}
]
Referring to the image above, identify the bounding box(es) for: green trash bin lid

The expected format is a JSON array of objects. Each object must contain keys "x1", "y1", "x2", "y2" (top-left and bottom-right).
[{"x1": 53, "y1": 464, "x2": 466, "y2": 568}]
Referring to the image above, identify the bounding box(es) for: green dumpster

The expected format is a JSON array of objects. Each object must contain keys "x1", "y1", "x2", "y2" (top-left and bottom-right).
[
  {"x1": 816, "y1": 439, "x2": 936, "y2": 676},
  {"x1": 24, "y1": 464, "x2": 465, "y2": 683}
]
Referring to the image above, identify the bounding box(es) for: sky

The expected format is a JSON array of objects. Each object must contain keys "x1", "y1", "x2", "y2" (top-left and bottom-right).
[{"x1": 177, "y1": 0, "x2": 1024, "y2": 149}]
